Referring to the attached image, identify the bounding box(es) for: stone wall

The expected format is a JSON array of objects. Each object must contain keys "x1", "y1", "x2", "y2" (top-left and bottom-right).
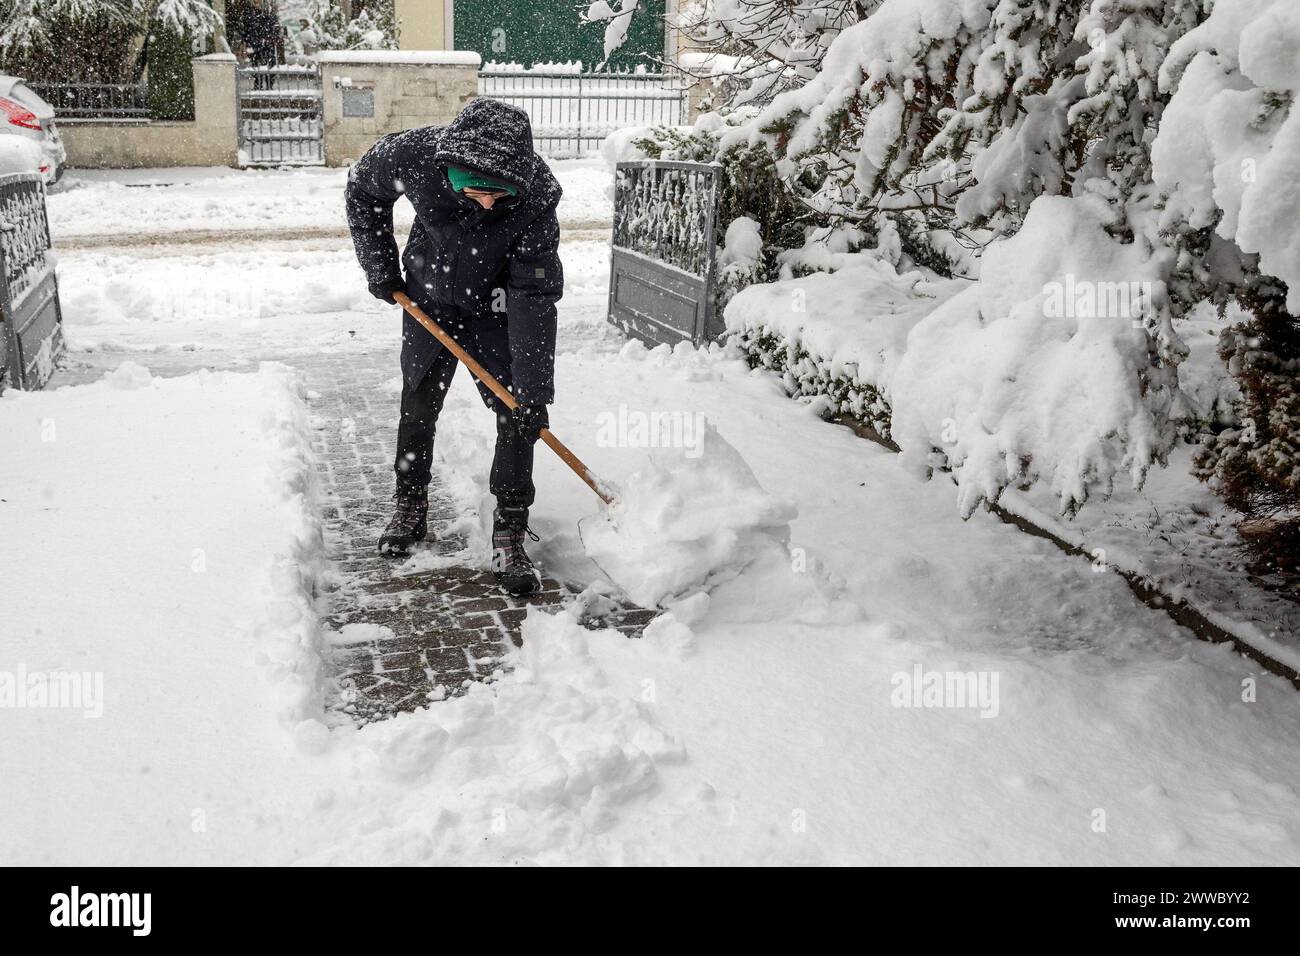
[
  {"x1": 60, "y1": 55, "x2": 239, "y2": 169},
  {"x1": 317, "y1": 51, "x2": 481, "y2": 167},
  {"x1": 60, "y1": 51, "x2": 481, "y2": 170}
]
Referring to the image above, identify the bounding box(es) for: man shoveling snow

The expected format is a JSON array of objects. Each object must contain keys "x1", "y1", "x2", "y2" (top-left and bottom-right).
[{"x1": 345, "y1": 99, "x2": 564, "y2": 596}]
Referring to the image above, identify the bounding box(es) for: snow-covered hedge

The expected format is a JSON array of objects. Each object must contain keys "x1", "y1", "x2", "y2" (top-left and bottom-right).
[
  {"x1": 678, "y1": 0, "x2": 1295, "y2": 556},
  {"x1": 1151, "y1": 0, "x2": 1300, "y2": 570},
  {"x1": 1153, "y1": 0, "x2": 1300, "y2": 313},
  {"x1": 725, "y1": 252, "x2": 964, "y2": 442},
  {"x1": 704, "y1": 0, "x2": 1196, "y2": 517},
  {"x1": 726, "y1": 195, "x2": 1192, "y2": 517},
  {"x1": 890, "y1": 196, "x2": 1182, "y2": 517}
]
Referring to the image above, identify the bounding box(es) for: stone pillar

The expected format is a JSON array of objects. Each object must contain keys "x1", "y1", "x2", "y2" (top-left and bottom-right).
[
  {"x1": 318, "y1": 51, "x2": 481, "y2": 167},
  {"x1": 191, "y1": 53, "x2": 240, "y2": 167}
]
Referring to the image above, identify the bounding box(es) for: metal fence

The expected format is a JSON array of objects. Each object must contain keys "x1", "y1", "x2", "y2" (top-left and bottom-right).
[
  {"x1": 607, "y1": 160, "x2": 721, "y2": 348},
  {"x1": 27, "y1": 81, "x2": 149, "y2": 121},
  {"x1": 0, "y1": 172, "x2": 64, "y2": 391},
  {"x1": 236, "y1": 65, "x2": 325, "y2": 166},
  {"x1": 479, "y1": 67, "x2": 689, "y2": 157}
]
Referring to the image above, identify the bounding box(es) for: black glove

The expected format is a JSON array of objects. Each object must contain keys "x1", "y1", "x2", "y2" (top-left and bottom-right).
[
  {"x1": 511, "y1": 403, "x2": 549, "y2": 443},
  {"x1": 369, "y1": 276, "x2": 406, "y2": 305}
]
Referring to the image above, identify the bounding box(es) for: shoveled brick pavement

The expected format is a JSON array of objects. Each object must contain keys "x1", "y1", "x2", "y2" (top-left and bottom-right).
[{"x1": 303, "y1": 353, "x2": 658, "y2": 725}]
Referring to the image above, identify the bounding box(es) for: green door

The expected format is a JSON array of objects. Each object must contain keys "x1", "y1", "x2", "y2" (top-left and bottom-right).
[{"x1": 454, "y1": 0, "x2": 667, "y2": 71}]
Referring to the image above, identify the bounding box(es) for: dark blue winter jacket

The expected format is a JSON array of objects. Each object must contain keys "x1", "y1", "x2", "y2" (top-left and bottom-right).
[{"x1": 345, "y1": 99, "x2": 564, "y2": 403}]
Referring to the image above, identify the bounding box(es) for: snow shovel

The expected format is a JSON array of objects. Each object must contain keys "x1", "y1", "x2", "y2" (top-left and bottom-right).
[{"x1": 392, "y1": 292, "x2": 614, "y2": 505}]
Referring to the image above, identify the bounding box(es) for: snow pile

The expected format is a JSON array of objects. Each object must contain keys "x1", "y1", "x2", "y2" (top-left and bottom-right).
[
  {"x1": 580, "y1": 423, "x2": 796, "y2": 607},
  {"x1": 245, "y1": 369, "x2": 326, "y2": 733},
  {"x1": 0, "y1": 361, "x2": 326, "y2": 863},
  {"x1": 300, "y1": 608, "x2": 693, "y2": 864},
  {"x1": 59, "y1": 246, "x2": 381, "y2": 332},
  {"x1": 421, "y1": 337, "x2": 859, "y2": 627},
  {"x1": 1152, "y1": 0, "x2": 1300, "y2": 312},
  {"x1": 103, "y1": 360, "x2": 156, "y2": 389}
]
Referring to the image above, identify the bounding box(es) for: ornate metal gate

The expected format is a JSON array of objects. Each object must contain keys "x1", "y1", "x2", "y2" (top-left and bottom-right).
[
  {"x1": 0, "y1": 172, "x2": 64, "y2": 391},
  {"x1": 236, "y1": 65, "x2": 325, "y2": 166},
  {"x1": 607, "y1": 160, "x2": 721, "y2": 348}
]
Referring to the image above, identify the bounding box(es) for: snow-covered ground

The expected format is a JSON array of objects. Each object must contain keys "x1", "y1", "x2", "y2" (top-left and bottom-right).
[
  {"x1": 5, "y1": 161, "x2": 1300, "y2": 865},
  {"x1": 0, "y1": 364, "x2": 331, "y2": 864},
  {"x1": 47, "y1": 159, "x2": 614, "y2": 242}
]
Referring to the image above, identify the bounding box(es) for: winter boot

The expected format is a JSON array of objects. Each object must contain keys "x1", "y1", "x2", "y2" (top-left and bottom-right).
[
  {"x1": 492, "y1": 506, "x2": 541, "y2": 596},
  {"x1": 378, "y1": 484, "x2": 428, "y2": 556}
]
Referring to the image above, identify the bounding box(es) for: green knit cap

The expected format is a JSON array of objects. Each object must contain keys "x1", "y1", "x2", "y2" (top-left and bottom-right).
[{"x1": 446, "y1": 164, "x2": 518, "y2": 196}]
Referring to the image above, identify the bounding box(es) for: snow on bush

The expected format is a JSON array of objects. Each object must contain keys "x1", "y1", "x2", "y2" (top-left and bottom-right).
[
  {"x1": 1150, "y1": 0, "x2": 1300, "y2": 570},
  {"x1": 676, "y1": 0, "x2": 868, "y2": 108},
  {"x1": 583, "y1": 0, "x2": 641, "y2": 65},
  {"x1": 580, "y1": 423, "x2": 797, "y2": 607},
  {"x1": 601, "y1": 126, "x2": 657, "y2": 167},
  {"x1": 1173, "y1": 301, "x2": 1243, "y2": 431},
  {"x1": 715, "y1": 215, "x2": 763, "y2": 302},
  {"x1": 667, "y1": 0, "x2": 1220, "y2": 519},
  {"x1": 301, "y1": 0, "x2": 397, "y2": 53},
  {"x1": 726, "y1": 194, "x2": 1188, "y2": 517},
  {"x1": 724, "y1": 251, "x2": 965, "y2": 440},
  {"x1": 1153, "y1": 0, "x2": 1300, "y2": 313},
  {"x1": 891, "y1": 195, "x2": 1182, "y2": 517}
]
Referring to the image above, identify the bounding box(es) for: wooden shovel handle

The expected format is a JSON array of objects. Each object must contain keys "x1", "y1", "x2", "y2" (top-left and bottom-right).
[{"x1": 392, "y1": 292, "x2": 613, "y2": 505}]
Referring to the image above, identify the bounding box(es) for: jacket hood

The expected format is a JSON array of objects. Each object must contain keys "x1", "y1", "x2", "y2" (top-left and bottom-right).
[{"x1": 434, "y1": 99, "x2": 539, "y2": 193}]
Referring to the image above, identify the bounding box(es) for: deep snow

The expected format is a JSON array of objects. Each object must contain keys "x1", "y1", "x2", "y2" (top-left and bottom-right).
[{"x1": 0, "y1": 363, "x2": 329, "y2": 864}]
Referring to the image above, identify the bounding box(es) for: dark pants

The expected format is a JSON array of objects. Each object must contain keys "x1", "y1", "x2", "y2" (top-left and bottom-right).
[{"x1": 394, "y1": 340, "x2": 536, "y2": 511}]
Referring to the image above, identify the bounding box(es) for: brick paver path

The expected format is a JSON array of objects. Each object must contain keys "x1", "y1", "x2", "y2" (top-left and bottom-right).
[{"x1": 305, "y1": 353, "x2": 658, "y2": 723}]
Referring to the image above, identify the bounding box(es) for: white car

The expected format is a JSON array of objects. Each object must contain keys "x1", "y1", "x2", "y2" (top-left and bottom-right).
[{"x1": 0, "y1": 75, "x2": 66, "y2": 184}]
